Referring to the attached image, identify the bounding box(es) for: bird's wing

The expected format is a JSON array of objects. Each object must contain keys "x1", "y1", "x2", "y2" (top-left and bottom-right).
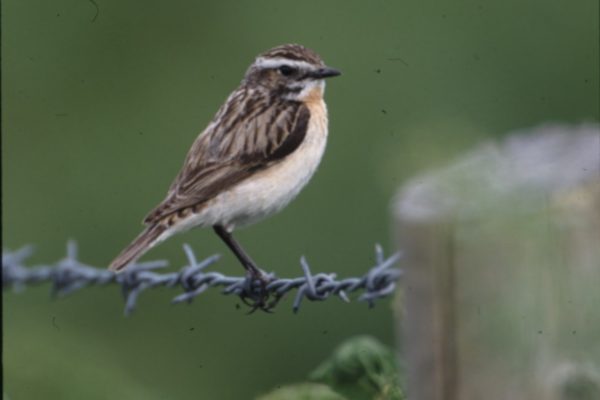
[{"x1": 143, "y1": 92, "x2": 310, "y2": 225}]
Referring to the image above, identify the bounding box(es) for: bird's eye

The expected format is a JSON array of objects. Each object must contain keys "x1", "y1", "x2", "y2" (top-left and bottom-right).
[{"x1": 278, "y1": 65, "x2": 296, "y2": 76}]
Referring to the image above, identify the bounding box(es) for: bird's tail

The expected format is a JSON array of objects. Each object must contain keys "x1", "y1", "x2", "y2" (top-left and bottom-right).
[{"x1": 109, "y1": 224, "x2": 168, "y2": 272}]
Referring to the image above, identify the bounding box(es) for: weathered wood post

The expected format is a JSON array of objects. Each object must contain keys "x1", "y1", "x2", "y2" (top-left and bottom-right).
[{"x1": 393, "y1": 124, "x2": 600, "y2": 400}]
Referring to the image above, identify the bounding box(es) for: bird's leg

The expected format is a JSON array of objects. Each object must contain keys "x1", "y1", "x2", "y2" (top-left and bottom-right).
[
  {"x1": 213, "y1": 225, "x2": 272, "y2": 310},
  {"x1": 213, "y1": 225, "x2": 263, "y2": 276}
]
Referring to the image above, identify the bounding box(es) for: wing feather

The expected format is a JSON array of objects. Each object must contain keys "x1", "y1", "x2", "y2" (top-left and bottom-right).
[{"x1": 143, "y1": 88, "x2": 310, "y2": 225}]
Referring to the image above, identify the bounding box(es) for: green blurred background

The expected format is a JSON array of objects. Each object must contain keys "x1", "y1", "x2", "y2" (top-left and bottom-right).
[{"x1": 3, "y1": 0, "x2": 598, "y2": 398}]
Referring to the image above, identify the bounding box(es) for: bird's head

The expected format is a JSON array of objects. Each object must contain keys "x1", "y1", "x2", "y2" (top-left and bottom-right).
[{"x1": 244, "y1": 44, "x2": 341, "y2": 102}]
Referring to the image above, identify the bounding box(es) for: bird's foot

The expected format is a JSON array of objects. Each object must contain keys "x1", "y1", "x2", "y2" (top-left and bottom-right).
[{"x1": 240, "y1": 267, "x2": 281, "y2": 313}]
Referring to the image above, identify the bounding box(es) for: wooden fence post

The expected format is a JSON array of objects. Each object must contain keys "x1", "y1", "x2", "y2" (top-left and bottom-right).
[{"x1": 393, "y1": 124, "x2": 600, "y2": 400}]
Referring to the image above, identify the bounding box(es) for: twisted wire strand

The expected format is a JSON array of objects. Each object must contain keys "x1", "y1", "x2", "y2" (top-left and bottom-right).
[{"x1": 2, "y1": 241, "x2": 402, "y2": 315}]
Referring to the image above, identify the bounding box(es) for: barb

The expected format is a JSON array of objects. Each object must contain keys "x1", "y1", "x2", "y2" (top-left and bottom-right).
[{"x1": 2, "y1": 241, "x2": 402, "y2": 316}]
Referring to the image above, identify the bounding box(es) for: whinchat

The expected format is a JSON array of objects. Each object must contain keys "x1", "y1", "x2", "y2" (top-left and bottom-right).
[{"x1": 109, "y1": 44, "x2": 340, "y2": 289}]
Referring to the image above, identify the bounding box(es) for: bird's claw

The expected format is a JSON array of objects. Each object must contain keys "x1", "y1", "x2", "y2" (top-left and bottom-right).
[{"x1": 239, "y1": 269, "x2": 282, "y2": 313}]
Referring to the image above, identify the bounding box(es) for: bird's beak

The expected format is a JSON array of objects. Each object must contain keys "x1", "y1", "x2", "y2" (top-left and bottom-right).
[{"x1": 310, "y1": 67, "x2": 342, "y2": 79}]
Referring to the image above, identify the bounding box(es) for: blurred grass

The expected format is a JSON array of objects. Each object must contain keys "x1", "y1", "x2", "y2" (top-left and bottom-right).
[
  {"x1": 2, "y1": 0, "x2": 598, "y2": 398},
  {"x1": 259, "y1": 336, "x2": 403, "y2": 400}
]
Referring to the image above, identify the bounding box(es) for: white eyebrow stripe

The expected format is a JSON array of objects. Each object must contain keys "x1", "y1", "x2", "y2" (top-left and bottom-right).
[{"x1": 254, "y1": 57, "x2": 314, "y2": 70}]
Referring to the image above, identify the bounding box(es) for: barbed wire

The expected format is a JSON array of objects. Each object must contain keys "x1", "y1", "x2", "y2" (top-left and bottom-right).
[{"x1": 2, "y1": 241, "x2": 402, "y2": 316}]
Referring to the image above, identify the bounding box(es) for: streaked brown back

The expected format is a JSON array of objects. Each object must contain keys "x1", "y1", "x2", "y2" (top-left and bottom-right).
[{"x1": 143, "y1": 86, "x2": 310, "y2": 225}]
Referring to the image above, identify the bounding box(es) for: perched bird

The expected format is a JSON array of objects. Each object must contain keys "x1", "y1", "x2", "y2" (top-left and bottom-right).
[{"x1": 109, "y1": 44, "x2": 341, "y2": 289}]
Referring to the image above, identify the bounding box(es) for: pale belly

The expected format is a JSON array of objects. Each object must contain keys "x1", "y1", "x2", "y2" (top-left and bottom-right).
[{"x1": 160, "y1": 100, "x2": 329, "y2": 238}]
